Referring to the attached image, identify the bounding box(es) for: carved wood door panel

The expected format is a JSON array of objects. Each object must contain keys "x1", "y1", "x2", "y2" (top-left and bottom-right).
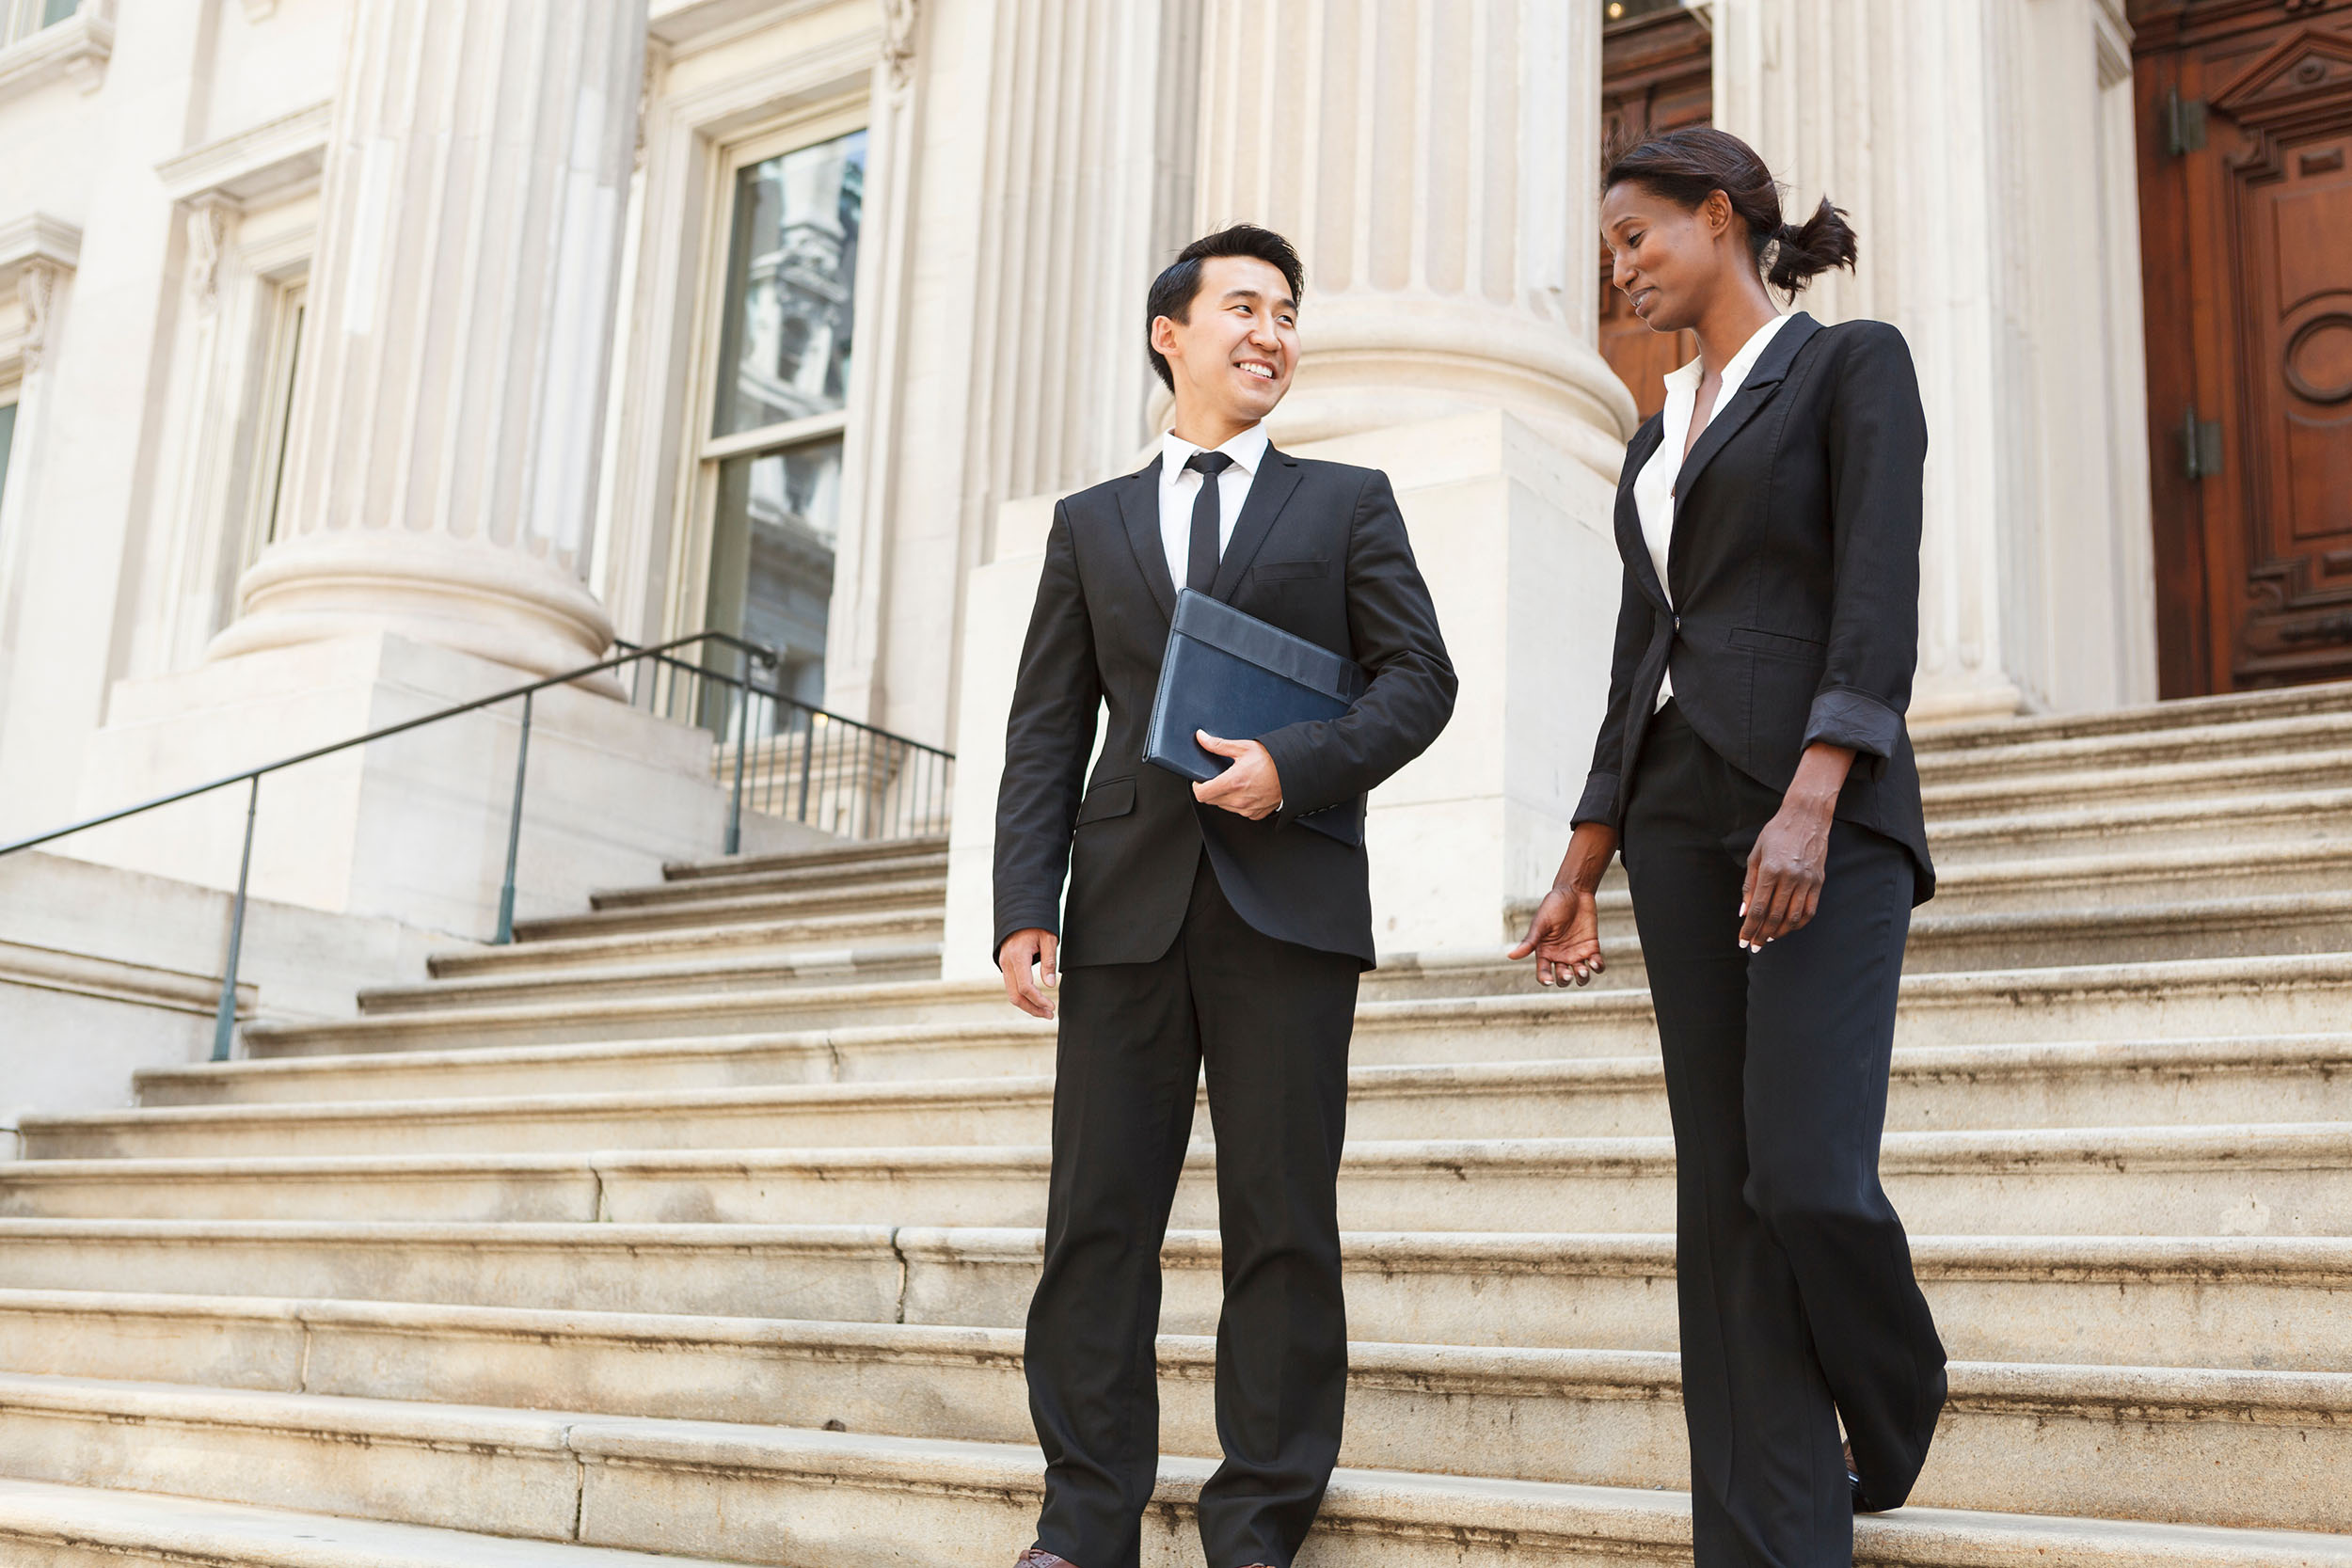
[
  {"x1": 2137, "y1": 2, "x2": 2352, "y2": 694},
  {"x1": 1598, "y1": 1, "x2": 1711, "y2": 421}
]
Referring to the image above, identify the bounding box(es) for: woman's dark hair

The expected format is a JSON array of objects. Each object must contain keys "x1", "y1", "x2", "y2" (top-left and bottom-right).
[
  {"x1": 1603, "y1": 128, "x2": 1856, "y2": 295},
  {"x1": 1146, "y1": 224, "x2": 1306, "y2": 390}
]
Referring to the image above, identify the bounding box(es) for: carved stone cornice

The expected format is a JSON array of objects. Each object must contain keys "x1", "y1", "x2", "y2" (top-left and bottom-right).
[
  {"x1": 0, "y1": 213, "x2": 80, "y2": 376},
  {"x1": 156, "y1": 100, "x2": 331, "y2": 207},
  {"x1": 0, "y1": 0, "x2": 114, "y2": 103}
]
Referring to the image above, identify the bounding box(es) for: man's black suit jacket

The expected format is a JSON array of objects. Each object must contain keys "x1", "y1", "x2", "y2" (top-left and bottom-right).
[
  {"x1": 993, "y1": 447, "x2": 1455, "y2": 970},
  {"x1": 1574, "y1": 311, "x2": 1936, "y2": 902}
]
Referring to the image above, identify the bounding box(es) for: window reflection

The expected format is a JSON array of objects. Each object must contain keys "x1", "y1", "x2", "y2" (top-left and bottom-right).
[
  {"x1": 706, "y1": 437, "x2": 843, "y2": 711},
  {"x1": 714, "y1": 131, "x2": 866, "y2": 437}
]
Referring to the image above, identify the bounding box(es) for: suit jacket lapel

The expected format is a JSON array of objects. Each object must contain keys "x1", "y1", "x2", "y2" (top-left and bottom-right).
[
  {"x1": 1670, "y1": 311, "x2": 1822, "y2": 521},
  {"x1": 1115, "y1": 458, "x2": 1177, "y2": 622},
  {"x1": 1207, "y1": 447, "x2": 1305, "y2": 602},
  {"x1": 1615, "y1": 417, "x2": 1670, "y2": 611}
]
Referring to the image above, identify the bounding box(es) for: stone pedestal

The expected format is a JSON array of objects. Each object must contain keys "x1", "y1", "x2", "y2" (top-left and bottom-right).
[
  {"x1": 943, "y1": 0, "x2": 1636, "y2": 967},
  {"x1": 1713, "y1": 0, "x2": 2157, "y2": 718},
  {"x1": 66, "y1": 632, "x2": 814, "y2": 939},
  {"x1": 942, "y1": 410, "x2": 1621, "y2": 975}
]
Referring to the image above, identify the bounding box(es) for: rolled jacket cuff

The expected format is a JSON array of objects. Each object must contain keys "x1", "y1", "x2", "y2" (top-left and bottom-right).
[
  {"x1": 1572, "y1": 770, "x2": 1621, "y2": 831},
  {"x1": 1803, "y1": 686, "x2": 1903, "y2": 778}
]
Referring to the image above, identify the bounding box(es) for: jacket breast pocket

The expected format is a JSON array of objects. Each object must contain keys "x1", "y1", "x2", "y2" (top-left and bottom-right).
[
  {"x1": 1248, "y1": 558, "x2": 1330, "y2": 583},
  {"x1": 1073, "y1": 776, "x2": 1136, "y2": 826},
  {"x1": 1729, "y1": 626, "x2": 1828, "y2": 661}
]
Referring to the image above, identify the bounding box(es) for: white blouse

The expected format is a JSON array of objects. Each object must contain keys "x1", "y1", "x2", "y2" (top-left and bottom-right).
[{"x1": 1634, "y1": 311, "x2": 1795, "y2": 709}]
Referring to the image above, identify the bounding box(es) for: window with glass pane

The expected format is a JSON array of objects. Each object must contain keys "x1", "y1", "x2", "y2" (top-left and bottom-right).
[
  {"x1": 704, "y1": 127, "x2": 866, "y2": 718},
  {"x1": 714, "y1": 131, "x2": 866, "y2": 438},
  {"x1": 0, "y1": 402, "x2": 16, "y2": 517}
]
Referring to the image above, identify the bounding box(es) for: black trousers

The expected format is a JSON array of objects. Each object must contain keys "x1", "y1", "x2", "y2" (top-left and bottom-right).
[
  {"x1": 1621, "y1": 703, "x2": 1947, "y2": 1568},
  {"x1": 1026, "y1": 855, "x2": 1359, "y2": 1568}
]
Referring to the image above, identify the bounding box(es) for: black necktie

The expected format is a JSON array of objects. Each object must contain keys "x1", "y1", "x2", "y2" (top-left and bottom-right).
[{"x1": 1184, "y1": 450, "x2": 1236, "y2": 594}]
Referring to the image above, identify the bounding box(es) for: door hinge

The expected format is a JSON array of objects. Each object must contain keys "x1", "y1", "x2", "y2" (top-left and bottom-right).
[
  {"x1": 2184, "y1": 405, "x2": 2223, "y2": 480},
  {"x1": 2165, "y1": 89, "x2": 2207, "y2": 156}
]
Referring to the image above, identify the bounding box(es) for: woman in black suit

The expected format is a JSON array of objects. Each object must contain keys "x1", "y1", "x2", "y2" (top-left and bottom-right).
[{"x1": 1512, "y1": 129, "x2": 1947, "y2": 1564}]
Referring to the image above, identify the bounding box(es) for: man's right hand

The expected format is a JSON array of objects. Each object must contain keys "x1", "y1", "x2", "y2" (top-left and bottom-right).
[{"x1": 998, "y1": 928, "x2": 1060, "y2": 1018}]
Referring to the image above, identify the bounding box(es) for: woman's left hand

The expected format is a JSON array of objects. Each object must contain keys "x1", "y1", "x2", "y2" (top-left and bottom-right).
[{"x1": 1739, "y1": 741, "x2": 1855, "y2": 950}]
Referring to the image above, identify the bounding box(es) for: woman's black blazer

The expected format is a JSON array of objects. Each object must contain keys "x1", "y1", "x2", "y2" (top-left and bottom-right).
[{"x1": 1572, "y1": 311, "x2": 1934, "y2": 902}]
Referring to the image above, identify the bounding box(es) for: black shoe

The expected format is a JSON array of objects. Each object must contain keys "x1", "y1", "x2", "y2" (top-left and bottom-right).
[{"x1": 1844, "y1": 1441, "x2": 1865, "y2": 1513}]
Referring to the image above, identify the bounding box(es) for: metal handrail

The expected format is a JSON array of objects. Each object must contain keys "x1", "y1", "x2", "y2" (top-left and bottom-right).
[{"x1": 0, "y1": 629, "x2": 954, "y2": 1061}]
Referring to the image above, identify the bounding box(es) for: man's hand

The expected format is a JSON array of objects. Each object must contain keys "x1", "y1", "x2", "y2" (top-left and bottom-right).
[
  {"x1": 1192, "y1": 731, "x2": 1283, "y2": 819},
  {"x1": 1739, "y1": 742, "x2": 1854, "y2": 950},
  {"x1": 998, "y1": 927, "x2": 1059, "y2": 1018}
]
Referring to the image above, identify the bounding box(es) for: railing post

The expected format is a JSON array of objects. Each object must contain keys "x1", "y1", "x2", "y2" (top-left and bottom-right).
[
  {"x1": 795, "y1": 709, "x2": 816, "y2": 823},
  {"x1": 725, "y1": 666, "x2": 751, "y2": 857},
  {"x1": 211, "y1": 776, "x2": 261, "y2": 1063},
  {"x1": 495, "y1": 690, "x2": 534, "y2": 944}
]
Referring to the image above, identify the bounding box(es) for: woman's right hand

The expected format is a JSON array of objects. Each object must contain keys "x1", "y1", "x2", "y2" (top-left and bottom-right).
[
  {"x1": 1510, "y1": 883, "x2": 1605, "y2": 987},
  {"x1": 1510, "y1": 820, "x2": 1619, "y2": 987}
]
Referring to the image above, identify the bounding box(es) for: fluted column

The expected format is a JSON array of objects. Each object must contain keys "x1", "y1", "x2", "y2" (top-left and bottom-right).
[
  {"x1": 1714, "y1": 0, "x2": 2156, "y2": 718},
  {"x1": 208, "y1": 0, "x2": 644, "y2": 678},
  {"x1": 1191, "y1": 0, "x2": 1636, "y2": 480}
]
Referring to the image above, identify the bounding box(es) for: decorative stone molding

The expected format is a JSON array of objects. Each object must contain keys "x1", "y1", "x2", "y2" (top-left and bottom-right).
[
  {"x1": 156, "y1": 100, "x2": 331, "y2": 207},
  {"x1": 881, "y1": 0, "x2": 919, "y2": 93},
  {"x1": 0, "y1": 0, "x2": 114, "y2": 103},
  {"x1": 241, "y1": 0, "x2": 279, "y2": 19},
  {"x1": 182, "y1": 197, "x2": 237, "y2": 315},
  {"x1": 0, "y1": 214, "x2": 80, "y2": 379}
]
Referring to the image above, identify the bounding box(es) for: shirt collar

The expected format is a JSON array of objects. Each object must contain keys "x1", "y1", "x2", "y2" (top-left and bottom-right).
[
  {"x1": 1161, "y1": 421, "x2": 1268, "y2": 480},
  {"x1": 1661, "y1": 311, "x2": 1793, "y2": 403}
]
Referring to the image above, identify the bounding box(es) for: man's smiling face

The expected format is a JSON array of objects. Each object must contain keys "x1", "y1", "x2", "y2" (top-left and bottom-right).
[{"x1": 1152, "y1": 254, "x2": 1300, "y2": 429}]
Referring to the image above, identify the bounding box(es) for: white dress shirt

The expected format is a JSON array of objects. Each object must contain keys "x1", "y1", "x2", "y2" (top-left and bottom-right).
[
  {"x1": 1634, "y1": 311, "x2": 1794, "y2": 709},
  {"x1": 1158, "y1": 422, "x2": 1269, "y2": 593}
]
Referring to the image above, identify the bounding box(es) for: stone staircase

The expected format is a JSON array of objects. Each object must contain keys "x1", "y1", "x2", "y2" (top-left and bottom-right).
[{"x1": 4, "y1": 689, "x2": 2352, "y2": 1565}]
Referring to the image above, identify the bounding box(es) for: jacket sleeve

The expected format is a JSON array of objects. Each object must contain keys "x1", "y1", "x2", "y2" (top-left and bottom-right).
[
  {"x1": 1572, "y1": 562, "x2": 1657, "y2": 831},
  {"x1": 991, "y1": 502, "x2": 1102, "y2": 966},
  {"x1": 1257, "y1": 470, "x2": 1457, "y2": 818},
  {"x1": 1805, "y1": 321, "x2": 1928, "y2": 778}
]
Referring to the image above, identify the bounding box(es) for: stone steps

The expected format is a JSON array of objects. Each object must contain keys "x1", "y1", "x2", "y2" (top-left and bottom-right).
[
  {"x1": 517, "y1": 873, "x2": 948, "y2": 942},
  {"x1": 436, "y1": 908, "x2": 946, "y2": 982},
  {"x1": 0, "y1": 1476, "x2": 752, "y2": 1568},
  {"x1": 0, "y1": 1299, "x2": 2345, "y2": 1532},
  {"x1": 1923, "y1": 785, "x2": 2352, "y2": 866},
  {"x1": 581, "y1": 853, "x2": 947, "y2": 915},
  {"x1": 369, "y1": 941, "x2": 946, "y2": 1010},
  {"x1": 1919, "y1": 737, "x2": 2352, "y2": 816},
  {"x1": 241, "y1": 951, "x2": 2352, "y2": 1058},
  {"x1": 5, "y1": 1124, "x2": 2342, "y2": 1234},
  {"x1": 1915, "y1": 700, "x2": 2352, "y2": 779},
  {"x1": 3, "y1": 1370, "x2": 2351, "y2": 1558},
  {"x1": 1911, "y1": 681, "x2": 2352, "y2": 758},
  {"x1": 40, "y1": 1037, "x2": 2352, "y2": 1160},
  {"x1": 4, "y1": 1223, "x2": 2343, "y2": 1370}
]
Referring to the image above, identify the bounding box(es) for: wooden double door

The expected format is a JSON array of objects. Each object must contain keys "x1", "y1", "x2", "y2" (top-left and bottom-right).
[{"x1": 2137, "y1": 0, "x2": 2352, "y2": 696}]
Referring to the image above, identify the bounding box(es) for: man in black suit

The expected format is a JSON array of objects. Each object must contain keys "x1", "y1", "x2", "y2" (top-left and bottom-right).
[{"x1": 993, "y1": 224, "x2": 1455, "y2": 1568}]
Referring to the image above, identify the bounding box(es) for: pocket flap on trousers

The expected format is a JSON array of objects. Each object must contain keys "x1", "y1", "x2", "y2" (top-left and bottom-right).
[{"x1": 1074, "y1": 777, "x2": 1136, "y2": 825}]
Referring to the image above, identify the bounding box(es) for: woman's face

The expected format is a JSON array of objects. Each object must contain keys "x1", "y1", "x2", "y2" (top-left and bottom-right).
[{"x1": 1601, "y1": 181, "x2": 1735, "y2": 336}]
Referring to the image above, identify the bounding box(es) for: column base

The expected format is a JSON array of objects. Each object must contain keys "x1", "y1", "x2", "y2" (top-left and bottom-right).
[
  {"x1": 59, "y1": 631, "x2": 826, "y2": 938},
  {"x1": 207, "y1": 531, "x2": 621, "y2": 691}
]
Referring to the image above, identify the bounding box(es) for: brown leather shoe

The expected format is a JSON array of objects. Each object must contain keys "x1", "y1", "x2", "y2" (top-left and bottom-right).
[{"x1": 1014, "y1": 1551, "x2": 1078, "y2": 1568}]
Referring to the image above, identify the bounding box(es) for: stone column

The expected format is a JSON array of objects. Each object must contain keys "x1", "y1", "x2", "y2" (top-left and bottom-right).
[
  {"x1": 1713, "y1": 0, "x2": 2157, "y2": 719},
  {"x1": 206, "y1": 0, "x2": 645, "y2": 679},
  {"x1": 1190, "y1": 0, "x2": 1637, "y2": 481}
]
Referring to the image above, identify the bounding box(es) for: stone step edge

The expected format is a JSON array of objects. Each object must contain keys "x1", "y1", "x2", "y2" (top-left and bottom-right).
[
  {"x1": 657, "y1": 834, "x2": 950, "y2": 881},
  {"x1": 3, "y1": 1218, "x2": 2346, "y2": 1286},
  {"x1": 417, "y1": 892, "x2": 2352, "y2": 1005},
  {"x1": 1918, "y1": 742, "x2": 2352, "y2": 805},
  {"x1": 449, "y1": 910, "x2": 946, "y2": 967},
  {"x1": 4, "y1": 1373, "x2": 2350, "y2": 1567},
  {"x1": 1910, "y1": 680, "x2": 2352, "y2": 753},
  {"x1": 244, "y1": 950, "x2": 2352, "y2": 1046},
  {"x1": 0, "y1": 1476, "x2": 745, "y2": 1568},
  {"x1": 4, "y1": 1289, "x2": 2346, "y2": 1424},
  {"x1": 38, "y1": 1038, "x2": 2352, "y2": 1141},
  {"x1": 1926, "y1": 784, "x2": 2352, "y2": 843},
  {"x1": 138, "y1": 1024, "x2": 2352, "y2": 1106},
  {"x1": 11, "y1": 1121, "x2": 2349, "y2": 1186},
  {"x1": 540, "y1": 872, "x2": 948, "y2": 927}
]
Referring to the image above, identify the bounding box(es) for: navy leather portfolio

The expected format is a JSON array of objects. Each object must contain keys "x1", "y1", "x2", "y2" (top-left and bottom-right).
[{"x1": 1143, "y1": 589, "x2": 1370, "y2": 847}]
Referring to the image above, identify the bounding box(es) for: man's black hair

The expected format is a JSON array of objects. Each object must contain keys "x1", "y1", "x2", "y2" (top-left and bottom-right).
[{"x1": 1145, "y1": 224, "x2": 1306, "y2": 391}]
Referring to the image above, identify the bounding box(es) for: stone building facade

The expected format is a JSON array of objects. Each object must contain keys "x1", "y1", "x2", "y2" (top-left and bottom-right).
[{"x1": 0, "y1": 0, "x2": 2341, "y2": 960}]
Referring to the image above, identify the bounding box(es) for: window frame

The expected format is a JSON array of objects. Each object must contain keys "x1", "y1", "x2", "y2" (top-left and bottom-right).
[
  {"x1": 2, "y1": 0, "x2": 76, "y2": 46},
  {"x1": 238, "y1": 275, "x2": 308, "y2": 574},
  {"x1": 669, "y1": 100, "x2": 870, "y2": 687}
]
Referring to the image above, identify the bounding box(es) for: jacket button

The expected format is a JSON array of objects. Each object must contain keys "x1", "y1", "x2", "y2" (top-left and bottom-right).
[{"x1": 1672, "y1": 615, "x2": 1683, "y2": 632}]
